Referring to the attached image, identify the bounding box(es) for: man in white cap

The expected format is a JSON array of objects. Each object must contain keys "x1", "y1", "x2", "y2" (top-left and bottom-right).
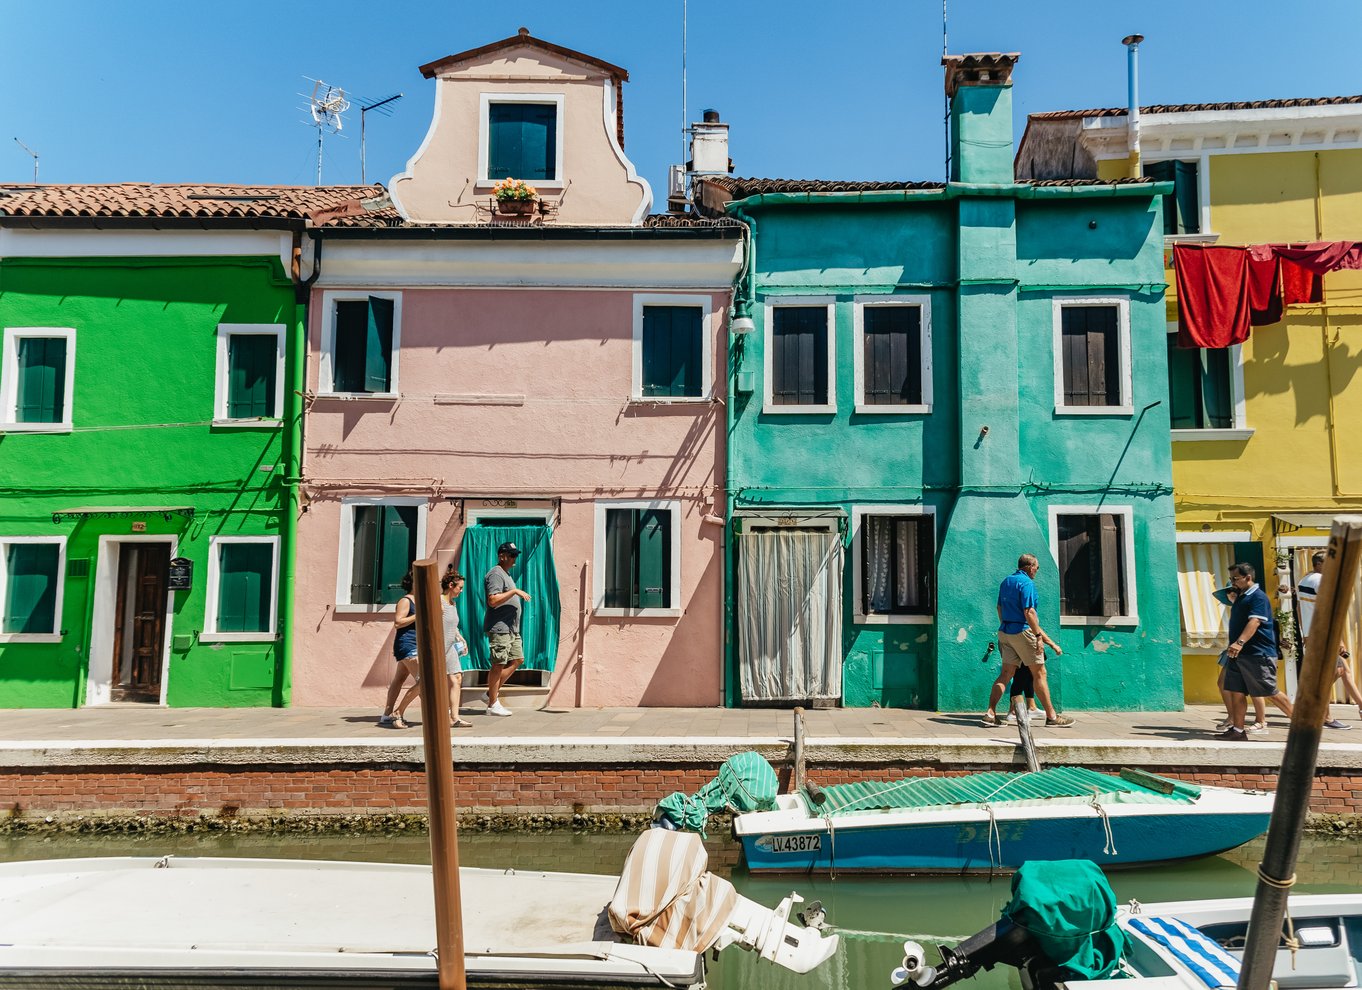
[{"x1": 482, "y1": 541, "x2": 530, "y2": 717}]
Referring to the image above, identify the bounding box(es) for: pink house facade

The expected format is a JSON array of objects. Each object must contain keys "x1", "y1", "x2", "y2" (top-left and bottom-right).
[{"x1": 291, "y1": 30, "x2": 742, "y2": 709}]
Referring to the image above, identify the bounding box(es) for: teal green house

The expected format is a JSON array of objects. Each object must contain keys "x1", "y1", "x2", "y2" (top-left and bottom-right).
[
  {"x1": 700, "y1": 54, "x2": 1182, "y2": 712},
  {"x1": 0, "y1": 184, "x2": 365, "y2": 708}
]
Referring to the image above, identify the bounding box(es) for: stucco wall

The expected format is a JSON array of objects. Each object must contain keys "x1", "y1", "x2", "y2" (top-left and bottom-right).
[
  {"x1": 0, "y1": 257, "x2": 295, "y2": 708},
  {"x1": 292, "y1": 286, "x2": 729, "y2": 709}
]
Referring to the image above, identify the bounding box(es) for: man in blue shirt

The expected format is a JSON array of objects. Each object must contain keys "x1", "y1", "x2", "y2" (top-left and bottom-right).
[
  {"x1": 983, "y1": 554, "x2": 1074, "y2": 728},
  {"x1": 1220, "y1": 561, "x2": 1281, "y2": 741}
]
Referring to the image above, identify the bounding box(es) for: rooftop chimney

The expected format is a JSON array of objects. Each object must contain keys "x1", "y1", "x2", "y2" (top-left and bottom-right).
[
  {"x1": 942, "y1": 52, "x2": 1020, "y2": 184},
  {"x1": 669, "y1": 109, "x2": 733, "y2": 213}
]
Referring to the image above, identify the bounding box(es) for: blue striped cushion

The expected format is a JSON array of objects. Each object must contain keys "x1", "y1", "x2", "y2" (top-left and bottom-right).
[{"x1": 1129, "y1": 916, "x2": 1242, "y2": 989}]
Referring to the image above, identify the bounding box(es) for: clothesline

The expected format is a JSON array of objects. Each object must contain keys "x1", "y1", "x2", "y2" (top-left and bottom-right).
[{"x1": 1173, "y1": 241, "x2": 1362, "y2": 349}]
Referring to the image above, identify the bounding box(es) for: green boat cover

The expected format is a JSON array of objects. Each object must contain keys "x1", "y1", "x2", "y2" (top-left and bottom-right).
[
  {"x1": 697, "y1": 752, "x2": 780, "y2": 813},
  {"x1": 805, "y1": 767, "x2": 1201, "y2": 817},
  {"x1": 1003, "y1": 859, "x2": 1125, "y2": 980}
]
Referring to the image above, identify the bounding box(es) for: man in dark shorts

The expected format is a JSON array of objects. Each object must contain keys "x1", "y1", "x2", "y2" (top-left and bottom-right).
[
  {"x1": 482, "y1": 541, "x2": 530, "y2": 717},
  {"x1": 1220, "y1": 561, "x2": 1279, "y2": 741}
]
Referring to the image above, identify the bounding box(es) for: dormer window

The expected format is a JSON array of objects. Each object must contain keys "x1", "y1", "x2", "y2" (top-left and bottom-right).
[{"x1": 479, "y1": 94, "x2": 564, "y2": 187}]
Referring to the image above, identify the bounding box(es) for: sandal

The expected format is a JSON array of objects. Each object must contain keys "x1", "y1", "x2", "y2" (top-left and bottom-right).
[
  {"x1": 389, "y1": 716, "x2": 411, "y2": 729},
  {"x1": 981, "y1": 712, "x2": 1001, "y2": 727},
  {"x1": 451, "y1": 719, "x2": 473, "y2": 729}
]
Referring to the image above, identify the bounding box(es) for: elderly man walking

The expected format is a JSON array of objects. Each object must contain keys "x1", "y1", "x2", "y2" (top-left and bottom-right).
[{"x1": 982, "y1": 553, "x2": 1074, "y2": 728}]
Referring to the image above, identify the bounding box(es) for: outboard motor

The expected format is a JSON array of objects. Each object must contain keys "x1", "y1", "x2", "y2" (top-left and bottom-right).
[{"x1": 891, "y1": 860, "x2": 1126, "y2": 990}]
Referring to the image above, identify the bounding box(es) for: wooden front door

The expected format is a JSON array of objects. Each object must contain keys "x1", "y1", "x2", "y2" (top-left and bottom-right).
[{"x1": 111, "y1": 543, "x2": 170, "y2": 703}]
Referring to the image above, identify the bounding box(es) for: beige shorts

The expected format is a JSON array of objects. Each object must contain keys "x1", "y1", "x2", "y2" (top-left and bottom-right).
[
  {"x1": 488, "y1": 632, "x2": 524, "y2": 666},
  {"x1": 998, "y1": 629, "x2": 1045, "y2": 667}
]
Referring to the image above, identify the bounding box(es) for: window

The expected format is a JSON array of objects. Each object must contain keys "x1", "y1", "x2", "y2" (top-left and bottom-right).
[
  {"x1": 852, "y1": 508, "x2": 935, "y2": 623},
  {"x1": 1166, "y1": 330, "x2": 1249, "y2": 438},
  {"x1": 1, "y1": 328, "x2": 76, "y2": 432},
  {"x1": 1050, "y1": 506, "x2": 1138, "y2": 624},
  {"x1": 853, "y1": 297, "x2": 932, "y2": 413},
  {"x1": 479, "y1": 95, "x2": 564, "y2": 186},
  {"x1": 1053, "y1": 298, "x2": 1131, "y2": 414},
  {"x1": 321, "y1": 292, "x2": 400, "y2": 396},
  {"x1": 632, "y1": 295, "x2": 711, "y2": 400},
  {"x1": 1145, "y1": 160, "x2": 1201, "y2": 236},
  {"x1": 593, "y1": 501, "x2": 682, "y2": 614},
  {"x1": 336, "y1": 498, "x2": 427, "y2": 609},
  {"x1": 204, "y1": 537, "x2": 279, "y2": 640},
  {"x1": 215, "y1": 324, "x2": 284, "y2": 423},
  {"x1": 0, "y1": 537, "x2": 64, "y2": 640},
  {"x1": 765, "y1": 300, "x2": 835, "y2": 413}
]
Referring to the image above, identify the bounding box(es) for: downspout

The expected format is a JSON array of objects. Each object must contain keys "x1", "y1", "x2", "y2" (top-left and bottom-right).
[
  {"x1": 280, "y1": 229, "x2": 322, "y2": 706},
  {"x1": 1122, "y1": 34, "x2": 1144, "y2": 179},
  {"x1": 724, "y1": 203, "x2": 756, "y2": 707}
]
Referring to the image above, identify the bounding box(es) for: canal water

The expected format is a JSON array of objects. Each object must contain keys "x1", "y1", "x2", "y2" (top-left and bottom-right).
[{"x1": 3, "y1": 830, "x2": 1358, "y2": 989}]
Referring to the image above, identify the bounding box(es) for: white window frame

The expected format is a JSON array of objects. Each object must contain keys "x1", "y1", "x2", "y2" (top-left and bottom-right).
[
  {"x1": 202, "y1": 535, "x2": 280, "y2": 642},
  {"x1": 1165, "y1": 323, "x2": 1253, "y2": 441},
  {"x1": 318, "y1": 290, "x2": 402, "y2": 398},
  {"x1": 631, "y1": 294, "x2": 715, "y2": 403},
  {"x1": 850, "y1": 505, "x2": 936, "y2": 625},
  {"x1": 214, "y1": 323, "x2": 285, "y2": 425},
  {"x1": 334, "y1": 496, "x2": 429, "y2": 613},
  {"x1": 763, "y1": 296, "x2": 837, "y2": 415},
  {"x1": 852, "y1": 295, "x2": 933, "y2": 414},
  {"x1": 0, "y1": 535, "x2": 66, "y2": 642},
  {"x1": 592, "y1": 499, "x2": 683, "y2": 617},
  {"x1": 476, "y1": 93, "x2": 567, "y2": 191},
  {"x1": 0, "y1": 327, "x2": 76, "y2": 433},
  {"x1": 1051, "y1": 297, "x2": 1133, "y2": 416},
  {"x1": 1048, "y1": 504, "x2": 1140, "y2": 627}
]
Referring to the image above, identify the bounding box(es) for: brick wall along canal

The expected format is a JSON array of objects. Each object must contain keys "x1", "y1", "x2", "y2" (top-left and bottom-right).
[{"x1": 4, "y1": 829, "x2": 1360, "y2": 990}]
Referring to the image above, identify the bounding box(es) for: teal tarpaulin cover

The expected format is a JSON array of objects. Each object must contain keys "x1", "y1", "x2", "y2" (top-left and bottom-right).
[
  {"x1": 456, "y1": 524, "x2": 561, "y2": 672},
  {"x1": 1003, "y1": 860, "x2": 1125, "y2": 980},
  {"x1": 655, "y1": 753, "x2": 780, "y2": 835}
]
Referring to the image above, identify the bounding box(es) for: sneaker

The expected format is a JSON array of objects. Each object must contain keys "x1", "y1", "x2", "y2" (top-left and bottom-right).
[
  {"x1": 486, "y1": 701, "x2": 513, "y2": 717},
  {"x1": 377, "y1": 714, "x2": 395, "y2": 727},
  {"x1": 981, "y1": 712, "x2": 1001, "y2": 727},
  {"x1": 1324, "y1": 719, "x2": 1352, "y2": 730},
  {"x1": 1045, "y1": 715, "x2": 1075, "y2": 728},
  {"x1": 1028, "y1": 708, "x2": 1045, "y2": 721},
  {"x1": 1248, "y1": 722, "x2": 1269, "y2": 734},
  {"x1": 1216, "y1": 727, "x2": 1248, "y2": 741}
]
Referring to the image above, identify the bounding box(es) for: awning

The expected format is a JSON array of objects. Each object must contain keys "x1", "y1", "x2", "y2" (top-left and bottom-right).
[
  {"x1": 51, "y1": 506, "x2": 195, "y2": 524},
  {"x1": 1175, "y1": 542, "x2": 1232, "y2": 650},
  {"x1": 1274, "y1": 513, "x2": 1344, "y2": 532}
]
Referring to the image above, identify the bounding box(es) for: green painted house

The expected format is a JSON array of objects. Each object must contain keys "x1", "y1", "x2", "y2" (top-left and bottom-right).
[
  {"x1": 0, "y1": 184, "x2": 367, "y2": 708},
  {"x1": 701, "y1": 54, "x2": 1182, "y2": 712}
]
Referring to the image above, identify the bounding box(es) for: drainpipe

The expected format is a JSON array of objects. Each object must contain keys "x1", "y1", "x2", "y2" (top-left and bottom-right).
[
  {"x1": 724, "y1": 204, "x2": 757, "y2": 707},
  {"x1": 1122, "y1": 34, "x2": 1144, "y2": 179}
]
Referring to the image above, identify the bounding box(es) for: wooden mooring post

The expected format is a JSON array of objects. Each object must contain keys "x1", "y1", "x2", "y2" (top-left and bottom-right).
[{"x1": 792, "y1": 707, "x2": 807, "y2": 793}]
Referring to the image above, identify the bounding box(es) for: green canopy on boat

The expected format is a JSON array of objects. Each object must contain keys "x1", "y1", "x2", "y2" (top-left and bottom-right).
[{"x1": 1002, "y1": 860, "x2": 1125, "y2": 980}]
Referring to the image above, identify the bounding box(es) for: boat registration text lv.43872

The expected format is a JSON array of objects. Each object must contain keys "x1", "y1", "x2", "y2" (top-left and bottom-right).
[{"x1": 756, "y1": 833, "x2": 823, "y2": 854}]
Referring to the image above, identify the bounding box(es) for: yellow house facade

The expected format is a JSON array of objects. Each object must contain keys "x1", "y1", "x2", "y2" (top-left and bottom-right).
[{"x1": 1017, "y1": 97, "x2": 1362, "y2": 703}]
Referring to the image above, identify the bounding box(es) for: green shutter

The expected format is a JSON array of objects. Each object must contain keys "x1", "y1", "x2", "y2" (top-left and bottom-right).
[
  {"x1": 217, "y1": 543, "x2": 273, "y2": 633},
  {"x1": 488, "y1": 103, "x2": 556, "y2": 181},
  {"x1": 604, "y1": 509, "x2": 635, "y2": 608},
  {"x1": 1173, "y1": 160, "x2": 1200, "y2": 235},
  {"x1": 16, "y1": 337, "x2": 66, "y2": 424},
  {"x1": 3, "y1": 543, "x2": 59, "y2": 634},
  {"x1": 365, "y1": 296, "x2": 394, "y2": 394},
  {"x1": 350, "y1": 506, "x2": 380, "y2": 603},
  {"x1": 1201, "y1": 347, "x2": 1232, "y2": 429},
  {"x1": 636, "y1": 510, "x2": 670, "y2": 609},
  {"x1": 641, "y1": 306, "x2": 702, "y2": 398},
  {"x1": 226, "y1": 334, "x2": 277, "y2": 419},
  {"x1": 1166, "y1": 333, "x2": 1200, "y2": 428},
  {"x1": 377, "y1": 504, "x2": 417, "y2": 605},
  {"x1": 334, "y1": 301, "x2": 369, "y2": 393}
]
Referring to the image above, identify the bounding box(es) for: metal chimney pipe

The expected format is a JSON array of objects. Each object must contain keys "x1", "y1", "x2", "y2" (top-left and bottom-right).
[{"x1": 1122, "y1": 34, "x2": 1145, "y2": 178}]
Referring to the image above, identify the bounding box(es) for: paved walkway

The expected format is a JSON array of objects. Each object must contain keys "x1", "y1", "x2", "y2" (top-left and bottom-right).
[{"x1": 5, "y1": 702, "x2": 1362, "y2": 770}]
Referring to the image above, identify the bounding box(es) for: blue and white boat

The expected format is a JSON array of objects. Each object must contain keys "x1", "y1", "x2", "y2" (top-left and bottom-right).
[{"x1": 733, "y1": 767, "x2": 1273, "y2": 875}]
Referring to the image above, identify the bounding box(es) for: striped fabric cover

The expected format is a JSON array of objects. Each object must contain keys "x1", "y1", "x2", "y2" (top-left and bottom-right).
[
  {"x1": 607, "y1": 829, "x2": 738, "y2": 952},
  {"x1": 1176, "y1": 543, "x2": 1233, "y2": 650},
  {"x1": 1128, "y1": 916, "x2": 1242, "y2": 989}
]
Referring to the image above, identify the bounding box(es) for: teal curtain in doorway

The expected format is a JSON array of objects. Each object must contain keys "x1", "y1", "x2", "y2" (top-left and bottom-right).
[{"x1": 456, "y1": 524, "x2": 560, "y2": 672}]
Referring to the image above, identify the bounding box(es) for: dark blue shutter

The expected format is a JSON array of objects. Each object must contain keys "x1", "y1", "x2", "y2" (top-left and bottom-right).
[
  {"x1": 364, "y1": 296, "x2": 394, "y2": 394},
  {"x1": 16, "y1": 337, "x2": 66, "y2": 424},
  {"x1": 227, "y1": 334, "x2": 276, "y2": 419},
  {"x1": 772, "y1": 307, "x2": 828, "y2": 406},
  {"x1": 217, "y1": 543, "x2": 272, "y2": 633},
  {"x1": 3, "y1": 543, "x2": 59, "y2": 634}
]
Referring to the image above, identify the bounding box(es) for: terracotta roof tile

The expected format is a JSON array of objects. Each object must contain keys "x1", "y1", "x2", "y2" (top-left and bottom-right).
[
  {"x1": 0, "y1": 183, "x2": 384, "y2": 223},
  {"x1": 1031, "y1": 95, "x2": 1362, "y2": 120}
]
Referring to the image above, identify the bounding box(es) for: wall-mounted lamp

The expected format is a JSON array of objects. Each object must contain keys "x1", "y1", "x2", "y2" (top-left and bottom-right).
[{"x1": 729, "y1": 300, "x2": 755, "y2": 335}]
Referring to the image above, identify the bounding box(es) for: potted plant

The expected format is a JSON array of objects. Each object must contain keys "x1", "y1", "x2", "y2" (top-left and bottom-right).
[{"x1": 492, "y1": 178, "x2": 538, "y2": 216}]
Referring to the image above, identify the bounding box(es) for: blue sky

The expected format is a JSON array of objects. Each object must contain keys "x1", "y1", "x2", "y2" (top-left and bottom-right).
[{"x1": 4, "y1": 0, "x2": 1361, "y2": 198}]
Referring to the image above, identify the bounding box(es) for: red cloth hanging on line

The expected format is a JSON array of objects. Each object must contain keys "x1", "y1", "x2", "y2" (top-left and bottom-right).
[
  {"x1": 1246, "y1": 255, "x2": 1283, "y2": 327},
  {"x1": 1248, "y1": 241, "x2": 1362, "y2": 273},
  {"x1": 1174, "y1": 244, "x2": 1251, "y2": 349}
]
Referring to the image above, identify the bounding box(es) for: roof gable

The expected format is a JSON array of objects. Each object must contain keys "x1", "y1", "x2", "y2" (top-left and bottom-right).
[{"x1": 419, "y1": 27, "x2": 628, "y2": 81}]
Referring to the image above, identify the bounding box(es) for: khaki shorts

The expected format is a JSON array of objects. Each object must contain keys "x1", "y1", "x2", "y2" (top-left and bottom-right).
[
  {"x1": 488, "y1": 632, "x2": 524, "y2": 666},
  {"x1": 998, "y1": 629, "x2": 1045, "y2": 667}
]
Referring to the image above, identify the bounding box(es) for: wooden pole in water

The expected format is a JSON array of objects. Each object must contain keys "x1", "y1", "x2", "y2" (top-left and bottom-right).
[
  {"x1": 412, "y1": 557, "x2": 467, "y2": 990},
  {"x1": 1012, "y1": 696, "x2": 1040, "y2": 773},
  {"x1": 792, "y1": 707, "x2": 806, "y2": 793},
  {"x1": 1237, "y1": 517, "x2": 1362, "y2": 990}
]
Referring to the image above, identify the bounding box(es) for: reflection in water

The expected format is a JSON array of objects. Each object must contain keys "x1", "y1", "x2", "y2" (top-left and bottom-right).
[{"x1": 1, "y1": 832, "x2": 1357, "y2": 990}]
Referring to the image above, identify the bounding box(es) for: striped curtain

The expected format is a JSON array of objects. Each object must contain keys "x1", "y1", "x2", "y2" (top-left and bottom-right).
[
  {"x1": 1176, "y1": 543, "x2": 1234, "y2": 649},
  {"x1": 1290, "y1": 548, "x2": 1362, "y2": 696}
]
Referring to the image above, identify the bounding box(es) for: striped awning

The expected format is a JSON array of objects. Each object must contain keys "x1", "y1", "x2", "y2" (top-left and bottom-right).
[{"x1": 1176, "y1": 543, "x2": 1234, "y2": 650}]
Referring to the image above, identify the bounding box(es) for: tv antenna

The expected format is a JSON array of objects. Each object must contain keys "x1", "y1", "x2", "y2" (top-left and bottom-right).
[
  {"x1": 14, "y1": 137, "x2": 38, "y2": 183},
  {"x1": 301, "y1": 78, "x2": 350, "y2": 185},
  {"x1": 359, "y1": 93, "x2": 403, "y2": 185}
]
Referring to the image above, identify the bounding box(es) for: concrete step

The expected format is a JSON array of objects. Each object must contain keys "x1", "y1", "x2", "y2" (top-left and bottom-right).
[{"x1": 458, "y1": 683, "x2": 550, "y2": 711}]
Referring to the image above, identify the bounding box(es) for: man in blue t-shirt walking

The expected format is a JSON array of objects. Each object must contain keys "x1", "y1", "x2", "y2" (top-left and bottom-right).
[
  {"x1": 1220, "y1": 561, "x2": 1283, "y2": 741},
  {"x1": 983, "y1": 553, "x2": 1074, "y2": 728}
]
